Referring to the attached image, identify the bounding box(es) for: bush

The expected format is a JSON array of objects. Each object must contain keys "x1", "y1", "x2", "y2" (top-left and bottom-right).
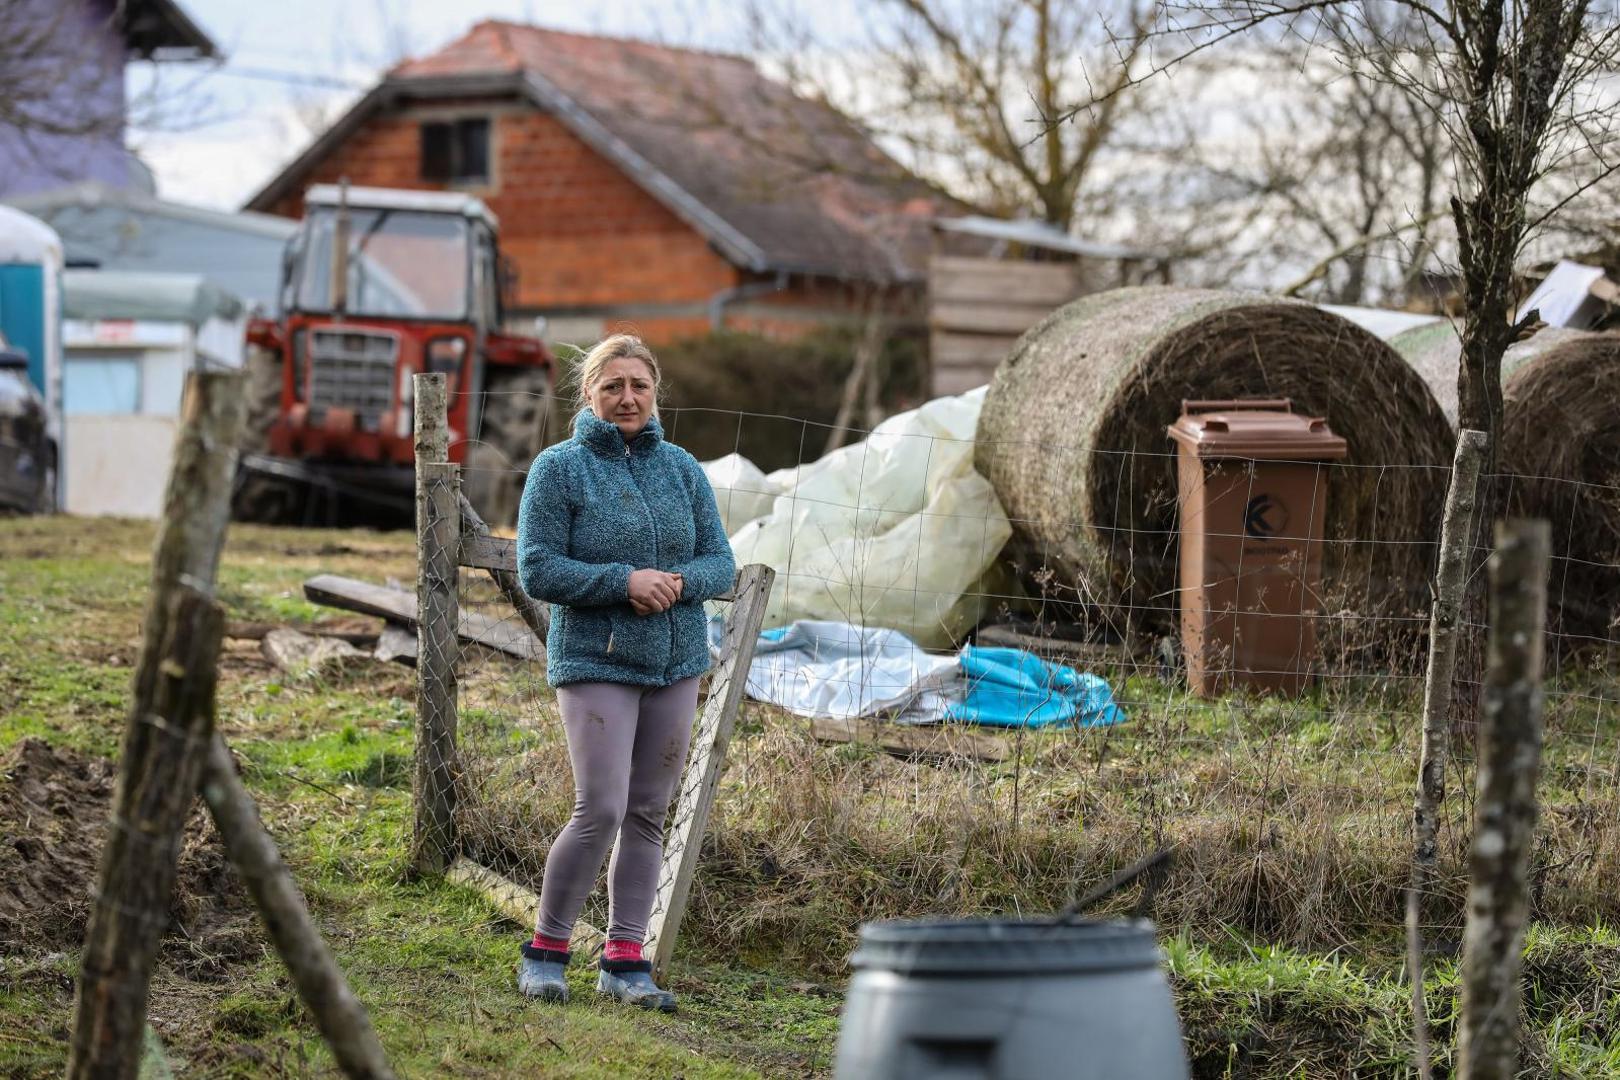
[{"x1": 654, "y1": 328, "x2": 925, "y2": 470}]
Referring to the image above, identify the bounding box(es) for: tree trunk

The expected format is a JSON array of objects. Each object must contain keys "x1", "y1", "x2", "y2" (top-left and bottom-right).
[{"x1": 1407, "y1": 429, "x2": 1488, "y2": 1079}]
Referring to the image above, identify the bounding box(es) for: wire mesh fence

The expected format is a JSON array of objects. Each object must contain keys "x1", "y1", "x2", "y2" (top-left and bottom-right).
[{"x1": 432, "y1": 384, "x2": 1620, "y2": 980}]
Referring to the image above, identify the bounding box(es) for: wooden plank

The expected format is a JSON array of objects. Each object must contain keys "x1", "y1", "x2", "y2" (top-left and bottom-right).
[
  {"x1": 932, "y1": 365, "x2": 995, "y2": 397},
  {"x1": 931, "y1": 329, "x2": 1019, "y2": 370},
  {"x1": 929, "y1": 254, "x2": 1082, "y2": 306},
  {"x1": 458, "y1": 533, "x2": 741, "y2": 603},
  {"x1": 647, "y1": 563, "x2": 776, "y2": 982},
  {"x1": 810, "y1": 715, "x2": 1009, "y2": 763},
  {"x1": 302, "y1": 574, "x2": 542, "y2": 662},
  {"x1": 930, "y1": 299, "x2": 1060, "y2": 336},
  {"x1": 446, "y1": 857, "x2": 606, "y2": 957},
  {"x1": 459, "y1": 494, "x2": 550, "y2": 642},
  {"x1": 413, "y1": 458, "x2": 461, "y2": 876}
]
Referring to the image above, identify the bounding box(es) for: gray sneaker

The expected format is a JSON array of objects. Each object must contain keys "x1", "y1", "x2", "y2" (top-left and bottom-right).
[
  {"x1": 517, "y1": 945, "x2": 569, "y2": 1003},
  {"x1": 596, "y1": 961, "x2": 676, "y2": 1013}
]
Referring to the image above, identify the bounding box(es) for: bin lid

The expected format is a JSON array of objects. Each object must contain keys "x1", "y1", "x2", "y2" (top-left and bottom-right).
[
  {"x1": 849, "y1": 917, "x2": 1165, "y2": 975},
  {"x1": 1166, "y1": 398, "x2": 1348, "y2": 461}
]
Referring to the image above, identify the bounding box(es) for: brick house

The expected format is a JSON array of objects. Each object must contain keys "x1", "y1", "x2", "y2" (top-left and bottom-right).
[{"x1": 245, "y1": 21, "x2": 956, "y2": 346}]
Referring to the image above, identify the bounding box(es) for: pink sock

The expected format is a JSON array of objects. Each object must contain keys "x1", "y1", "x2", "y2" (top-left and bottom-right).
[
  {"x1": 531, "y1": 932, "x2": 570, "y2": 953},
  {"x1": 604, "y1": 939, "x2": 643, "y2": 962}
]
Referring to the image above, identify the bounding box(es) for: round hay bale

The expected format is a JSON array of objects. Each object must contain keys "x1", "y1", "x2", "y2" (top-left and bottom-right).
[
  {"x1": 974, "y1": 286, "x2": 1454, "y2": 639},
  {"x1": 1393, "y1": 322, "x2": 1620, "y2": 639},
  {"x1": 1388, "y1": 320, "x2": 1462, "y2": 425}
]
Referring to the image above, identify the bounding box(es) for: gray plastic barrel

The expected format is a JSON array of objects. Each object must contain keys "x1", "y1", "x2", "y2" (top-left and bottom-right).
[{"x1": 832, "y1": 918, "x2": 1190, "y2": 1080}]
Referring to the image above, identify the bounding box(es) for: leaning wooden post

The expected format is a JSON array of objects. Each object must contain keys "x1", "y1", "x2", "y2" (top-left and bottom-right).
[
  {"x1": 69, "y1": 371, "x2": 244, "y2": 1079},
  {"x1": 647, "y1": 564, "x2": 776, "y2": 982},
  {"x1": 413, "y1": 373, "x2": 460, "y2": 875},
  {"x1": 200, "y1": 737, "x2": 395, "y2": 1079},
  {"x1": 1457, "y1": 520, "x2": 1549, "y2": 1080},
  {"x1": 1407, "y1": 427, "x2": 1488, "y2": 1078}
]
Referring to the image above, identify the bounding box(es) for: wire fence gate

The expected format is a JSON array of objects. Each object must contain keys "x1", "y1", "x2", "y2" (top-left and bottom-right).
[{"x1": 411, "y1": 372, "x2": 775, "y2": 981}]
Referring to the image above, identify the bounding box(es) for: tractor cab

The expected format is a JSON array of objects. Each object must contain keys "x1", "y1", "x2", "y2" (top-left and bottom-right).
[{"x1": 239, "y1": 184, "x2": 552, "y2": 526}]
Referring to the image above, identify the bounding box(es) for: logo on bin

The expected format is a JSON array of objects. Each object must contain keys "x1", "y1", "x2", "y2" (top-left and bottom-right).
[{"x1": 1245, "y1": 494, "x2": 1288, "y2": 538}]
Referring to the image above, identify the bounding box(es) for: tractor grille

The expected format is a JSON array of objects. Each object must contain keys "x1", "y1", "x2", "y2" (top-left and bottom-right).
[{"x1": 307, "y1": 327, "x2": 398, "y2": 428}]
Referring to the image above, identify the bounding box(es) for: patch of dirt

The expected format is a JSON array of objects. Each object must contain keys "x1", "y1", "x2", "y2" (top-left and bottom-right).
[{"x1": 0, "y1": 738, "x2": 261, "y2": 980}]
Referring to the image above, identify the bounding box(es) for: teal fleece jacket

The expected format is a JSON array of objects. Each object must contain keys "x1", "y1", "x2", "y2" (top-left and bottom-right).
[{"x1": 516, "y1": 410, "x2": 736, "y2": 688}]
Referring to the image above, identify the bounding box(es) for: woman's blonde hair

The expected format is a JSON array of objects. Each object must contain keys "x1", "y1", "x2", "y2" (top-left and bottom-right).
[{"x1": 577, "y1": 333, "x2": 661, "y2": 418}]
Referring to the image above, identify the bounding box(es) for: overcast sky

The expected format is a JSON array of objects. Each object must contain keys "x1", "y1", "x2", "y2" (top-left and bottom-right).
[{"x1": 128, "y1": 0, "x2": 862, "y2": 210}]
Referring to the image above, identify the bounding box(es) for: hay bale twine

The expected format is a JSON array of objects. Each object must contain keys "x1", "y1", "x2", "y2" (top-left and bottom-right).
[{"x1": 974, "y1": 286, "x2": 1454, "y2": 638}]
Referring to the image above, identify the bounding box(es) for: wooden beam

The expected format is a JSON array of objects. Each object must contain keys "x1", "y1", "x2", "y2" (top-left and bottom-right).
[
  {"x1": 302, "y1": 574, "x2": 541, "y2": 662},
  {"x1": 930, "y1": 300, "x2": 1060, "y2": 336},
  {"x1": 810, "y1": 715, "x2": 1009, "y2": 763},
  {"x1": 647, "y1": 564, "x2": 776, "y2": 982},
  {"x1": 928, "y1": 254, "x2": 1082, "y2": 306},
  {"x1": 446, "y1": 857, "x2": 604, "y2": 957}
]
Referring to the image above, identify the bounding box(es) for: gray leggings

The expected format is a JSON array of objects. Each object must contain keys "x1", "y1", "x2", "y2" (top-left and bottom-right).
[{"x1": 535, "y1": 677, "x2": 699, "y2": 944}]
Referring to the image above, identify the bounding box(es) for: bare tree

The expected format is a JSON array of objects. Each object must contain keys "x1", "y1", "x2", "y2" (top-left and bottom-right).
[
  {"x1": 1141, "y1": 8, "x2": 1455, "y2": 304},
  {"x1": 0, "y1": 1, "x2": 127, "y2": 183},
  {"x1": 743, "y1": 0, "x2": 1166, "y2": 230}
]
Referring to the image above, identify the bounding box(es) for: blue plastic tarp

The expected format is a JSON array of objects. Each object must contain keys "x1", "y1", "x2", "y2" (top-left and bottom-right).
[{"x1": 941, "y1": 646, "x2": 1127, "y2": 728}]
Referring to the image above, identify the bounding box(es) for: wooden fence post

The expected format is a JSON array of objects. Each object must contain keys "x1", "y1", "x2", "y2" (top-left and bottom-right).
[
  {"x1": 413, "y1": 372, "x2": 460, "y2": 875},
  {"x1": 200, "y1": 737, "x2": 395, "y2": 1079},
  {"x1": 648, "y1": 564, "x2": 776, "y2": 982},
  {"x1": 1457, "y1": 520, "x2": 1549, "y2": 1080},
  {"x1": 69, "y1": 371, "x2": 244, "y2": 1079},
  {"x1": 1407, "y1": 427, "x2": 1488, "y2": 1077}
]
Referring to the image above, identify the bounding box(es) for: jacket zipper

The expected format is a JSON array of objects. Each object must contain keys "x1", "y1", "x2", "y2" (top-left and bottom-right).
[{"x1": 626, "y1": 441, "x2": 677, "y2": 676}]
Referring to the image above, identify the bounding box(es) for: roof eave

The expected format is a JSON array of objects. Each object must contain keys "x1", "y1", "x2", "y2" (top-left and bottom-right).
[{"x1": 123, "y1": 0, "x2": 220, "y2": 60}]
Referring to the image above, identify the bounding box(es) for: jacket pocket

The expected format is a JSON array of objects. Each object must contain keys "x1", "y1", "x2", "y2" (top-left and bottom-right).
[
  {"x1": 559, "y1": 607, "x2": 612, "y2": 663},
  {"x1": 610, "y1": 609, "x2": 673, "y2": 672}
]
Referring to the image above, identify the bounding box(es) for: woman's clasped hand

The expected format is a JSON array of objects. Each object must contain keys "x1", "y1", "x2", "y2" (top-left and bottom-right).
[{"x1": 627, "y1": 569, "x2": 683, "y2": 615}]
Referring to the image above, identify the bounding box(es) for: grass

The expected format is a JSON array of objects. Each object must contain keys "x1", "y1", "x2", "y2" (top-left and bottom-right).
[{"x1": 2, "y1": 514, "x2": 1619, "y2": 1077}]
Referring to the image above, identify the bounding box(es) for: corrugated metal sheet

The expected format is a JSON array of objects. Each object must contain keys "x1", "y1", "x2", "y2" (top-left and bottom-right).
[{"x1": 4, "y1": 182, "x2": 293, "y2": 312}]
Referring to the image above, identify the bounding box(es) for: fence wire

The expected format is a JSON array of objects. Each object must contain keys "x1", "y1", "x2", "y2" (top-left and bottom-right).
[{"x1": 432, "y1": 391, "x2": 1620, "y2": 972}]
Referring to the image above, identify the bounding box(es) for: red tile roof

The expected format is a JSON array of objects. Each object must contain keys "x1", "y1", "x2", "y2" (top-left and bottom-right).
[{"x1": 387, "y1": 21, "x2": 953, "y2": 283}]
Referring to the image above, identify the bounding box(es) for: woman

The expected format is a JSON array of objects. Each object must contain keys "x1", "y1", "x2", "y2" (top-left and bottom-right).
[{"x1": 514, "y1": 333, "x2": 735, "y2": 1012}]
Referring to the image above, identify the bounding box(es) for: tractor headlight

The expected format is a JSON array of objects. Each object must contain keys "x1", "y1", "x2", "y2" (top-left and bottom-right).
[{"x1": 427, "y1": 336, "x2": 466, "y2": 377}]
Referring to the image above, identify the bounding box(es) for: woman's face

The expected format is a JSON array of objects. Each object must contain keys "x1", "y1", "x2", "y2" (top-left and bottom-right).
[{"x1": 588, "y1": 356, "x2": 657, "y2": 439}]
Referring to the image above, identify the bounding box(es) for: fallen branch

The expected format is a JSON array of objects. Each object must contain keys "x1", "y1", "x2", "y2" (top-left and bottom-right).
[
  {"x1": 200, "y1": 737, "x2": 395, "y2": 1080},
  {"x1": 811, "y1": 716, "x2": 1009, "y2": 763}
]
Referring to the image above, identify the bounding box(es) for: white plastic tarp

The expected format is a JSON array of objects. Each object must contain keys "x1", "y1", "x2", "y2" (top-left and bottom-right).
[
  {"x1": 721, "y1": 387, "x2": 1013, "y2": 649},
  {"x1": 719, "y1": 618, "x2": 1128, "y2": 729},
  {"x1": 701, "y1": 452, "x2": 781, "y2": 536}
]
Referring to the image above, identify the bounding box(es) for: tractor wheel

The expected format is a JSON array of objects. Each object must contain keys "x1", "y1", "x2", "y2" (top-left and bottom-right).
[{"x1": 464, "y1": 364, "x2": 551, "y2": 527}]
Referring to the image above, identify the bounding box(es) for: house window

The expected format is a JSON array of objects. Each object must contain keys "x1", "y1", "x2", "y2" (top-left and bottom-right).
[{"x1": 421, "y1": 118, "x2": 490, "y2": 184}]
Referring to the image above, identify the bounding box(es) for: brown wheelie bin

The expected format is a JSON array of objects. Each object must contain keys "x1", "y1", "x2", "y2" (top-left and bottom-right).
[{"x1": 1168, "y1": 399, "x2": 1348, "y2": 696}]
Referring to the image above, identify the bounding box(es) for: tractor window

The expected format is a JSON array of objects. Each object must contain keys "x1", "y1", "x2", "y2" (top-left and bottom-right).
[
  {"x1": 420, "y1": 118, "x2": 489, "y2": 185},
  {"x1": 294, "y1": 208, "x2": 471, "y2": 320}
]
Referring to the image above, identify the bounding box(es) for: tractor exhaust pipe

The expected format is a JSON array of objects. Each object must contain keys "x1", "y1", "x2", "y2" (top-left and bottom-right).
[{"x1": 330, "y1": 177, "x2": 350, "y2": 315}]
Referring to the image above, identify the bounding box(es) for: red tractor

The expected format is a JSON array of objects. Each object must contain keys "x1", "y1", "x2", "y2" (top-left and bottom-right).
[{"x1": 235, "y1": 183, "x2": 553, "y2": 526}]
